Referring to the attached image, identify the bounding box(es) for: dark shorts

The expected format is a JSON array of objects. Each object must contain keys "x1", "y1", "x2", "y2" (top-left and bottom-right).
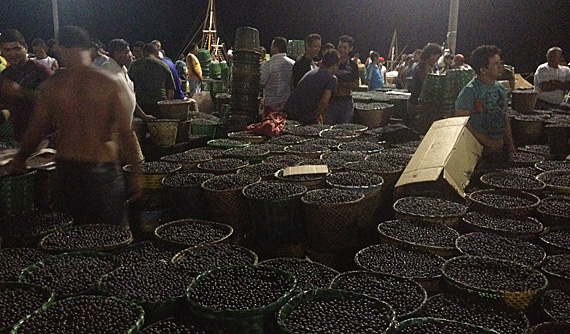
[{"x1": 53, "y1": 159, "x2": 127, "y2": 227}]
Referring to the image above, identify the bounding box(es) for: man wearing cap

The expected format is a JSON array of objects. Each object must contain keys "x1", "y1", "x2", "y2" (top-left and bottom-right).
[
  {"x1": 12, "y1": 26, "x2": 142, "y2": 227},
  {"x1": 534, "y1": 47, "x2": 570, "y2": 110}
]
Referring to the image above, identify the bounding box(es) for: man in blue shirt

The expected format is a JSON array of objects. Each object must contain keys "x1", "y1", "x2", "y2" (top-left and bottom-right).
[
  {"x1": 366, "y1": 51, "x2": 384, "y2": 90},
  {"x1": 455, "y1": 45, "x2": 515, "y2": 156}
]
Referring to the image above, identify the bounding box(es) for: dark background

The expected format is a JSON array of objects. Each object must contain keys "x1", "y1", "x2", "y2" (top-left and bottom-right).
[{"x1": 1, "y1": 0, "x2": 569, "y2": 73}]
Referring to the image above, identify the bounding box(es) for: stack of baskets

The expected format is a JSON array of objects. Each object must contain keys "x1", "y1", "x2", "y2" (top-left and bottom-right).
[{"x1": 229, "y1": 27, "x2": 262, "y2": 133}]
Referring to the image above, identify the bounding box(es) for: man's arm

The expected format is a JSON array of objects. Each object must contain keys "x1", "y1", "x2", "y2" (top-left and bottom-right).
[
  {"x1": 465, "y1": 122, "x2": 503, "y2": 151},
  {"x1": 315, "y1": 89, "x2": 333, "y2": 124},
  {"x1": 112, "y1": 84, "x2": 142, "y2": 201},
  {"x1": 259, "y1": 61, "x2": 270, "y2": 88},
  {"x1": 11, "y1": 86, "x2": 54, "y2": 171},
  {"x1": 134, "y1": 103, "x2": 155, "y2": 121}
]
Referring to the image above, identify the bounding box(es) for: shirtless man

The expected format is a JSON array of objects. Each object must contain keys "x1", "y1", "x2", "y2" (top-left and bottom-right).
[{"x1": 12, "y1": 26, "x2": 142, "y2": 226}]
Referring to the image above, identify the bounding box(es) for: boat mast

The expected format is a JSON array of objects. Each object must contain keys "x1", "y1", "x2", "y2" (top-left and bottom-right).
[{"x1": 201, "y1": 0, "x2": 226, "y2": 60}]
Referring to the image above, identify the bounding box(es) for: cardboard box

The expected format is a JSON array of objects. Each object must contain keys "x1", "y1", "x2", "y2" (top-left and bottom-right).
[{"x1": 394, "y1": 116, "x2": 483, "y2": 200}]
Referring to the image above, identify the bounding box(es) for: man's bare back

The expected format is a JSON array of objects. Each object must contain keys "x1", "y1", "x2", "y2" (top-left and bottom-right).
[{"x1": 39, "y1": 66, "x2": 133, "y2": 163}]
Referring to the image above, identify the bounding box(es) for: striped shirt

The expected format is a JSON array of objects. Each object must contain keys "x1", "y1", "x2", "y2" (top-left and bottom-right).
[{"x1": 260, "y1": 53, "x2": 295, "y2": 107}]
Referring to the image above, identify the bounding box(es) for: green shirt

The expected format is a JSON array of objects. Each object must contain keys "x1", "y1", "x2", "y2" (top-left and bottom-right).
[{"x1": 128, "y1": 55, "x2": 175, "y2": 105}]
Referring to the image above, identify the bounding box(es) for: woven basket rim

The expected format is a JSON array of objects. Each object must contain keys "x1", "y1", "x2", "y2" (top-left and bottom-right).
[
  {"x1": 38, "y1": 224, "x2": 133, "y2": 252},
  {"x1": 301, "y1": 188, "x2": 364, "y2": 205},
  {"x1": 480, "y1": 172, "x2": 546, "y2": 192},
  {"x1": 466, "y1": 189, "x2": 541, "y2": 210},
  {"x1": 462, "y1": 212, "x2": 544, "y2": 236},
  {"x1": 377, "y1": 220, "x2": 459, "y2": 252}
]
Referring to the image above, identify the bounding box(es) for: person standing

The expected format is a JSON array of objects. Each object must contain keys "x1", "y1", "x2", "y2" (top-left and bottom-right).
[
  {"x1": 366, "y1": 51, "x2": 384, "y2": 90},
  {"x1": 260, "y1": 37, "x2": 295, "y2": 117},
  {"x1": 455, "y1": 45, "x2": 515, "y2": 158},
  {"x1": 11, "y1": 26, "x2": 142, "y2": 226},
  {"x1": 284, "y1": 50, "x2": 339, "y2": 125},
  {"x1": 324, "y1": 35, "x2": 359, "y2": 125},
  {"x1": 31, "y1": 38, "x2": 59, "y2": 71},
  {"x1": 292, "y1": 33, "x2": 321, "y2": 88},
  {"x1": 0, "y1": 29, "x2": 52, "y2": 145},
  {"x1": 534, "y1": 47, "x2": 570, "y2": 110},
  {"x1": 128, "y1": 43, "x2": 175, "y2": 117},
  {"x1": 407, "y1": 43, "x2": 442, "y2": 125},
  {"x1": 185, "y1": 43, "x2": 202, "y2": 96}
]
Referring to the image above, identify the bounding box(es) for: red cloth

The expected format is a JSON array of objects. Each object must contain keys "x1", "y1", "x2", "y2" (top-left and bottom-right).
[{"x1": 246, "y1": 112, "x2": 286, "y2": 138}]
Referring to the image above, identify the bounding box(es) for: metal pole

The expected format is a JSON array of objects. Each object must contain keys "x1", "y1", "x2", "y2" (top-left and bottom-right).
[
  {"x1": 52, "y1": 0, "x2": 60, "y2": 38},
  {"x1": 447, "y1": 0, "x2": 459, "y2": 54}
]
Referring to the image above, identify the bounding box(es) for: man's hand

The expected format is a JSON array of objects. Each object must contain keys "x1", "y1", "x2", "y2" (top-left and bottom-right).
[
  {"x1": 128, "y1": 172, "x2": 143, "y2": 202},
  {"x1": 1, "y1": 80, "x2": 24, "y2": 99},
  {"x1": 317, "y1": 113, "x2": 324, "y2": 124},
  {"x1": 143, "y1": 114, "x2": 156, "y2": 122}
]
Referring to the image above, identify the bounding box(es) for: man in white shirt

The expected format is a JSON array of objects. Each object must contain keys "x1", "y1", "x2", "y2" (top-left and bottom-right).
[
  {"x1": 260, "y1": 36, "x2": 295, "y2": 117},
  {"x1": 534, "y1": 47, "x2": 570, "y2": 110}
]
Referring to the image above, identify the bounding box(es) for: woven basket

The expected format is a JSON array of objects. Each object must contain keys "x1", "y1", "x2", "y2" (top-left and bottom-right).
[
  {"x1": 480, "y1": 172, "x2": 546, "y2": 193},
  {"x1": 353, "y1": 103, "x2": 393, "y2": 129},
  {"x1": 274, "y1": 169, "x2": 327, "y2": 190},
  {"x1": 394, "y1": 318, "x2": 498, "y2": 334},
  {"x1": 511, "y1": 90, "x2": 538, "y2": 114},
  {"x1": 201, "y1": 176, "x2": 261, "y2": 242},
  {"x1": 38, "y1": 224, "x2": 133, "y2": 253},
  {"x1": 301, "y1": 190, "x2": 365, "y2": 253},
  {"x1": 0, "y1": 282, "x2": 55, "y2": 333},
  {"x1": 541, "y1": 255, "x2": 570, "y2": 292},
  {"x1": 511, "y1": 116, "x2": 545, "y2": 146},
  {"x1": 0, "y1": 170, "x2": 36, "y2": 216},
  {"x1": 147, "y1": 119, "x2": 179, "y2": 147},
  {"x1": 442, "y1": 255, "x2": 548, "y2": 310}
]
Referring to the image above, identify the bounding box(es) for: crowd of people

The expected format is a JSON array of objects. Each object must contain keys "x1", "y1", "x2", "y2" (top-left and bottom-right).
[{"x1": 1, "y1": 24, "x2": 570, "y2": 228}]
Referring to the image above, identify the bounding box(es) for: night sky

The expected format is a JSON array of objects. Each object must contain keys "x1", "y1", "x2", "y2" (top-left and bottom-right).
[{"x1": 1, "y1": 0, "x2": 569, "y2": 73}]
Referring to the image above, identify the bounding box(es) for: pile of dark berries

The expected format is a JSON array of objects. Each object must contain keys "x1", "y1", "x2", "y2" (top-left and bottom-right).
[
  {"x1": 481, "y1": 172, "x2": 545, "y2": 191},
  {"x1": 344, "y1": 160, "x2": 402, "y2": 174},
  {"x1": 456, "y1": 232, "x2": 545, "y2": 267},
  {"x1": 39, "y1": 224, "x2": 132, "y2": 252},
  {"x1": 393, "y1": 197, "x2": 467, "y2": 218},
  {"x1": 319, "y1": 128, "x2": 358, "y2": 139},
  {"x1": 172, "y1": 244, "x2": 257, "y2": 275},
  {"x1": 331, "y1": 123, "x2": 368, "y2": 132},
  {"x1": 285, "y1": 143, "x2": 330, "y2": 154},
  {"x1": 155, "y1": 219, "x2": 231, "y2": 247},
  {"x1": 161, "y1": 150, "x2": 212, "y2": 163},
  {"x1": 140, "y1": 317, "x2": 227, "y2": 334},
  {"x1": 256, "y1": 143, "x2": 287, "y2": 153},
  {"x1": 125, "y1": 161, "x2": 182, "y2": 174},
  {"x1": 443, "y1": 255, "x2": 547, "y2": 292},
  {"x1": 221, "y1": 146, "x2": 270, "y2": 158},
  {"x1": 535, "y1": 160, "x2": 570, "y2": 171},
  {"x1": 366, "y1": 152, "x2": 412, "y2": 167},
  {"x1": 463, "y1": 211, "x2": 544, "y2": 236},
  {"x1": 498, "y1": 167, "x2": 539, "y2": 177},
  {"x1": 396, "y1": 318, "x2": 494, "y2": 333},
  {"x1": 201, "y1": 173, "x2": 259, "y2": 191},
  {"x1": 237, "y1": 162, "x2": 285, "y2": 178},
  {"x1": 321, "y1": 151, "x2": 367, "y2": 162},
  {"x1": 355, "y1": 244, "x2": 444, "y2": 279},
  {"x1": 0, "y1": 248, "x2": 49, "y2": 281},
  {"x1": 538, "y1": 197, "x2": 570, "y2": 219},
  {"x1": 418, "y1": 294, "x2": 529, "y2": 334},
  {"x1": 266, "y1": 134, "x2": 306, "y2": 145},
  {"x1": 338, "y1": 140, "x2": 383, "y2": 153},
  {"x1": 99, "y1": 261, "x2": 195, "y2": 302},
  {"x1": 285, "y1": 124, "x2": 331, "y2": 137},
  {"x1": 331, "y1": 271, "x2": 426, "y2": 319},
  {"x1": 326, "y1": 171, "x2": 384, "y2": 188},
  {"x1": 162, "y1": 172, "x2": 215, "y2": 188},
  {"x1": 116, "y1": 241, "x2": 182, "y2": 266},
  {"x1": 0, "y1": 283, "x2": 52, "y2": 330},
  {"x1": 1, "y1": 211, "x2": 72, "y2": 239},
  {"x1": 243, "y1": 181, "x2": 307, "y2": 200},
  {"x1": 263, "y1": 154, "x2": 306, "y2": 166},
  {"x1": 541, "y1": 254, "x2": 570, "y2": 279},
  {"x1": 12, "y1": 295, "x2": 143, "y2": 334},
  {"x1": 519, "y1": 144, "x2": 550, "y2": 155},
  {"x1": 468, "y1": 190, "x2": 538, "y2": 209},
  {"x1": 303, "y1": 138, "x2": 341, "y2": 148},
  {"x1": 258, "y1": 258, "x2": 338, "y2": 291},
  {"x1": 540, "y1": 229, "x2": 570, "y2": 252},
  {"x1": 198, "y1": 158, "x2": 248, "y2": 172},
  {"x1": 510, "y1": 152, "x2": 544, "y2": 166},
  {"x1": 280, "y1": 290, "x2": 394, "y2": 334},
  {"x1": 21, "y1": 252, "x2": 120, "y2": 297},
  {"x1": 542, "y1": 289, "x2": 570, "y2": 322},
  {"x1": 387, "y1": 146, "x2": 417, "y2": 155},
  {"x1": 539, "y1": 171, "x2": 570, "y2": 187},
  {"x1": 378, "y1": 220, "x2": 459, "y2": 249},
  {"x1": 302, "y1": 189, "x2": 363, "y2": 205},
  {"x1": 191, "y1": 118, "x2": 219, "y2": 126},
  {"x1": 188, "y1": 265, "x2": 294, "y2": 311}
]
